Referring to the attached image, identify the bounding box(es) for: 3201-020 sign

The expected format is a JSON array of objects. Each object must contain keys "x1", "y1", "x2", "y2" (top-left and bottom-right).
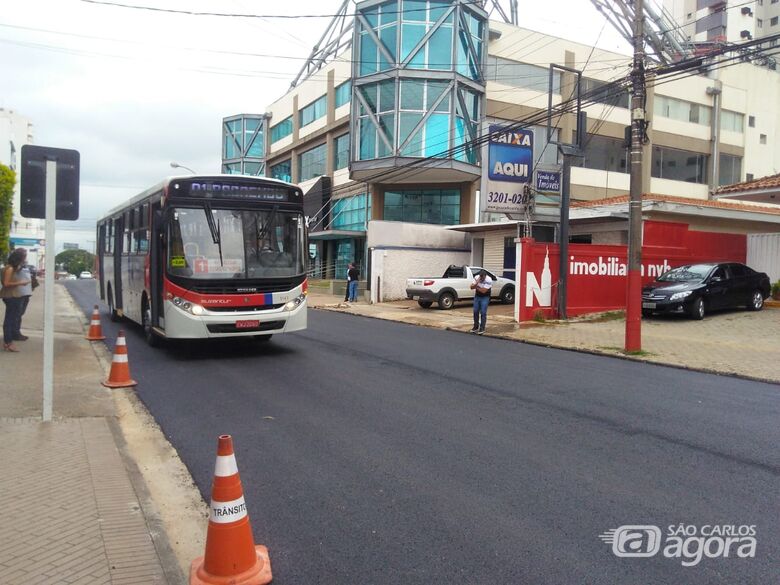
[{"x1": 487, "y1": 191, "x2": 533, "y2": 205}]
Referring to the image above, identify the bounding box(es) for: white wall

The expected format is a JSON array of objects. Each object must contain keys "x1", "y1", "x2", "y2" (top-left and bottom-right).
[
  {"x1": 747, "y1": 233, "x2": 780, "y2": 283},
  {"x1": 370, "y1": 248, "x2": 471, "y2": 302},
  {"x1": 367, "y1": 220, "x2": 469, "y2": 249}
]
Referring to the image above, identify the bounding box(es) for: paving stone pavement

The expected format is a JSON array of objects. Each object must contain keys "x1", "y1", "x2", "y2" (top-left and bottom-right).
[{"x1": 0, "y1": 284, "x2": 179, "y2": 585}]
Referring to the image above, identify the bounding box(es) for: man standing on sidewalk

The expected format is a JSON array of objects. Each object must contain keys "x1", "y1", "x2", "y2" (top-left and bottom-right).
[
  {"x1": 470, "y1": 269, "x2": 492, "y2": 335},
  {"x1": 347, "y1": 262, "x2": 360, "y2": 303}
]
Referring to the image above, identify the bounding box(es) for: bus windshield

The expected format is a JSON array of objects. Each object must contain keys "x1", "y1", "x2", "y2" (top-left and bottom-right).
[{"x1": 167, "y1": 207, "x2": 305, "y2": 279}]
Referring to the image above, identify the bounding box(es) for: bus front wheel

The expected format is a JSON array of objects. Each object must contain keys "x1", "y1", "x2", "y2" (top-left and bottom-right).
[{"x1": 142, "y1": 299, "x2": 162, "y2": 347}]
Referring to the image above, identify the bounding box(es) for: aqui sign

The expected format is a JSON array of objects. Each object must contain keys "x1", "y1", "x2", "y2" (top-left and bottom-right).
[{"x1": 483, "y1": 124, "x2": 534, "y2": 214}]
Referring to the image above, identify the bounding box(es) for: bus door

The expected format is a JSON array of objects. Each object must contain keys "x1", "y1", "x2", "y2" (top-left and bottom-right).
[
  {"x1": 113, "y1": 214, "x2": 124, "y2": 312},
  {"x1": 97, "y1": 224, "x2": 106, "y2": 300},
  {"x1": 150, "y1": 202, "x2": 164, "y2": 329}
]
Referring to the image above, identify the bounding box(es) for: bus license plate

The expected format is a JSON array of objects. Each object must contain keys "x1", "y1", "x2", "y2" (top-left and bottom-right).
[{"x1": 235, "y1": 320, "x2": 260, "y2": 329}]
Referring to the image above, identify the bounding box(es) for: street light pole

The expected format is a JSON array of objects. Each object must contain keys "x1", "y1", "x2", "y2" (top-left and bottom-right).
[
  {"x1": 625, "y1": 0, "x2": 646, "y2": 352},
  {"x1": 170, "y1": 161, "x2": 196, "y2": 174}
]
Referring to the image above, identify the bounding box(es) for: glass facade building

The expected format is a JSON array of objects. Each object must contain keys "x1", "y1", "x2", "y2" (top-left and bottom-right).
[{"x1": 221, "y1": 114, "x2": 266, "y2": 175}]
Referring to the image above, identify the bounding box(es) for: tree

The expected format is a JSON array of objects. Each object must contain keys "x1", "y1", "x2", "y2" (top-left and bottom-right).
[
  {"x1": 55, "y1": 249, "x2": 95, "y2": 276},
  {"x1": 0, "y1": 163, "x2": 15, "y2": 259}
]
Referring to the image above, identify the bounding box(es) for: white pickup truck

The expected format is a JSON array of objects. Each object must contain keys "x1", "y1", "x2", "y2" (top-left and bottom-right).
[{"x1": 406, "y1": 265, "x2": 515, "y2": 310}]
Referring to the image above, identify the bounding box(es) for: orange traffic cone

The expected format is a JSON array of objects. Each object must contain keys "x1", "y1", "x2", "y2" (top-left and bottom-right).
[
  {"x1": 190, "y1": 435, "x2": 272, "y2": 585},
  {"x1": 102, "y1": 330, "x2": 137, "y2": 388},
  {"x1": 85, "y1": 305, "x2": 106, "y2": 341}
]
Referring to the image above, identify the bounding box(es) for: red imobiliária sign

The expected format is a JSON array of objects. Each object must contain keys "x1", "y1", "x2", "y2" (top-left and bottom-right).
[{"x1": 517, "y1": 220, "x2": 747, "y2": 320}]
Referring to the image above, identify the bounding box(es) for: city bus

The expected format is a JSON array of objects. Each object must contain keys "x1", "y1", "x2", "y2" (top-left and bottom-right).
[{"x1": 96, "y1": 175, "x2": 307, "y2": 345}]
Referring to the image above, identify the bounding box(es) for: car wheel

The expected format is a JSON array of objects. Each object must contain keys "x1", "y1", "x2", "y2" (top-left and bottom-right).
[
  {"x1": 142, "y1": 300, "x2": 161, "y2": 347},
  {"x1": 437, "y1": 292, "x2": 455, "y2": 310},
  {"x1": 747, "y1": 290, "x2": 764, "y2": 311},
  {"x1": 107, "y1": 287, "x2": 122, "y2": 322},
  {"x1": 500, "y1": 286, "x2": 515, "y2": 304},
  {"x1": 417, "y1": 300, "x2": 433, "y2": 309},
  {"x1": 689, "y1": 297, "x2": 705, "y2": 320}
]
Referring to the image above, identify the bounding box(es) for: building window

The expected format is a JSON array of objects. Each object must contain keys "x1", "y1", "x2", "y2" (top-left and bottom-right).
[
  {"x1": 223, "y1": 162, "x2": 242, "y2": 175},
  {"x1": 746, "y1": 173, "x2": 754, "y2": 181},
  {"x1": 748, "y1": 115, "x2": 756, "y2": 127},
  {"x1": 270, "y1": 117, "x2": 293, "y2": 142},
  {"x1": 757, "y1": 18, "x2": 763, "y2": 28},
  {"x1": 357, "y1": 1, "x2": 398, "y2": 76},
  {"x1": 383, "y1": 189, "x2": 460, "y2": 225},
  {"x1": 298, "y1": 143, "x2": 327, "y2": 182},
  {"x1": 719, "y1": 153, "x2": 742, "y2": 186},
  {"x1": 654, "y1": 95, "x2": 712, "y2": 126},
  {"x1": 398, "y1": 78, "x2": 451, "y2": 157},
  {"x1": 334, "y1": 133, "x2": 350, "y2": 170},
  {"x1": 223, "y1": 119, "x2": 241, "y2": 159},
  {"x1": 335, "y1": 81, "x2": 351, "y2": 108},
  {"x1": 651, "y1": 146, "x2": 708, "y2": 184},
  {"x1": 572, "y1": 133, "x2": 628, "y2": 173},
  {"x1": 401, "y1": 0, "x2": 456, "y2": 73},
  {"x1": 357, "y1": 79, "x2": 396, "y2": 160},
  {"x1": 243, "y1": 118, "x2": 263, "y2": 157},
  {"x1": 760, "y1": 133, "x2": 767, "y2": 144},
  {"x1": 772, "y1": 16, "x2": 779, "y2": 26},
  {"x1": 270, "y1": 160, "x2": 291, "y2": 183},
  {"x1": 720, "y1": 110, "x2": 744, "y2": 133},
  {"x1": 581, "y1": 77, "x2": 630, "y2": 109},
  {"x1": 331, "y1": 193, "x2": 370, "y2": 231},
  {"x1": 486, "y1": 56, "x2": 562, "y2": 94},
  {"x1": 299, "y1": 95, "x2": 327, "y2": 128}
]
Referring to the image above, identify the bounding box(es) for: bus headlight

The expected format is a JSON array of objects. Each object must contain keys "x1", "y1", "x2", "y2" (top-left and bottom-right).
[
  {"x1": 283, "y1": 294, "x2": 306, "y2": 312},
  {"x1": 171, "y1": 296, "x2": 204, "y2": 315}
]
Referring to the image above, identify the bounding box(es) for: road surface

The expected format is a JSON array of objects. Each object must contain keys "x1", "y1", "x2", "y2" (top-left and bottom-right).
[{"x1": 65, "y1": 280, "x2": 779, "y2": 584}]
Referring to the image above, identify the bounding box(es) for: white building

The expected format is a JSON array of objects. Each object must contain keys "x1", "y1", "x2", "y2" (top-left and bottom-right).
[
  {"x1": 664, "y1": 0, "x2": 780, "y2": 44},
  {"x1": 0, "y1": 108, "x2": 44, "y2": 267}
]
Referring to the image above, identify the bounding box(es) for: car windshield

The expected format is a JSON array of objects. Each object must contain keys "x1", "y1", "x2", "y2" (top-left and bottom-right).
[
  {"x1": 167, "y1": 207, "x2": 305, "y2": 280},
  {"x1": 656, "y1": 264, "x2": 713, "y2": 282}
]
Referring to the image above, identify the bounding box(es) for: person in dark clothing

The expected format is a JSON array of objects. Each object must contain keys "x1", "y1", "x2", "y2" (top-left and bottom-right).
[
  {"x1": 469, "y1": 269, "x2": 493, "y2": 335},
  {"x1": 347, "y1": 263, "x2": 360, "y2": 302},
  {"x1": 344, "y1": 263, "x2": 351, "y2": 302}
]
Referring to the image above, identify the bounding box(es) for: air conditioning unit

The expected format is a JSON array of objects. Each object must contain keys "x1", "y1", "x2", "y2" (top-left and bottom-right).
[
  {"x1": 741, "y1": 6, "x2": 753, "y2": 15},
  {"x1": 740, "y1": 30, "x2": 752, "y2": 39}
]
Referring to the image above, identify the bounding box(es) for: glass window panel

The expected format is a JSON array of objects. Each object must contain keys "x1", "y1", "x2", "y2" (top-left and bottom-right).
[
  {"x1": 719, "y1": 153, "x2": 742, "y2": 185},
  {"x1": 385, "y1": 192, "x2": 403, "y2": 206},
  {"x1": 651, "y1": 146, "x2": 708, "y2": 184},
  {"x1": 270, "y1": 160, "x2": 291, "y2": 182},
  {"x1": 359, "y1": 83, "x2": 378, "y2": 112},
  {"x1": 457, "y1": 30, "x2": 469, "y2": 76},
  {"x1": 243, "y1": 162, "x2": 263, "y2": 176},
  {"x1": 441, "y1": 204, "x2": 460, "y2": 224},
  {"x1": 440, "y1": 190, "x2": 460, "y2": 204},
  {"x1": 335, "y1": 81, "x2": 351, "y2": 108},
  {"x1": 365, "y1": 7, "x2": 379, "y2": 27},
  {"x1": 424, "y1": 113, "x2": 450, "y2": 157},
  {"x1": 404, "y1": 0, "x2": 427, "y2": 22},
  {"x1": 401, "y1": 79, "x2": 425, "y2": 110},
  {"x1": 270, "y1": 117, "x2": 293, "y2": 142},
  {"x1": 572, "y1": 134, "x2": 628, "y2": 173},
  {"x1": 360, "y1": 33, "x2": 378, "y2": 75},
  {"x1": 379, "y1": 112, "x2": 395, "y2": 144},
  {"x1": 380, "y1": 1, "x2": 398, "y2": 25},
  {"x1": 402, "y1": 23, "x2": 426, "y2": 61},
  {"x1": 384, "y1": 205, "x2": 403, "y2": 221},
  {"x1": 399, "y1": 112, "x2": 423, "y2": 144},
  {"x1": 428, "y1": 25, "x2": 452, "y2": 70},
  {"x1": 430, "y1": 1, "x2": 450, "y2": 21},
  {"x1": 378, "y1": 80, "x2": 396, "y2": 112},
  {"x1": 359, "y1": 118, "x2": 376, "y2": 160},
  {"x1": 334, "y1": 133, "x2": 350, "y2": 170},
  {"x1": 298, "y1": 143, "x2": 327, "y2": 182},
  {"x1": 380, "y1": 25, "x2": 397, "y2": 60},
  {"x1": 426, "y1": 80, "x2": 448, "y2": 109}
]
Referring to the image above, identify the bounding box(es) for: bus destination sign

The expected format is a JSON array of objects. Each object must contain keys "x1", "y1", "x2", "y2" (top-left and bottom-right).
[{"x1": 171, "y1": 180, "x2": 297, "y2": 202}]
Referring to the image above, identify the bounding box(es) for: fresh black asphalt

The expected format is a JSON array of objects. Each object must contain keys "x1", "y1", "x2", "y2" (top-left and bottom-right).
[{"x1": 65, "y1": 280, "x2": 779, "y2": 584}]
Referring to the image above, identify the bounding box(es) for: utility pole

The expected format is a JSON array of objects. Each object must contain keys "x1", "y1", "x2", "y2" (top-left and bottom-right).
[{"x1": 625, "y1": 0, "x2": 646, "y2": 352}]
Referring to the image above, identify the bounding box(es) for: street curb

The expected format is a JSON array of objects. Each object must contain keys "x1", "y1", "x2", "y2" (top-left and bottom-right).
[
  {"x1": 61, "y1": 283, "x2": 189, "y2": 585},
  {"x1": 314, "y1": 306, "x2": 780, "y2": 387}
]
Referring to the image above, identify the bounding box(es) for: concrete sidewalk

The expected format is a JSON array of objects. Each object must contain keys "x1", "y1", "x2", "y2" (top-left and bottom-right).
[
  {"x1": 0, "y1": 282, "x2": 184, "y2": 585},
  {"x1": 310, "y1": 294, "x2": 780, "y2": 384}
]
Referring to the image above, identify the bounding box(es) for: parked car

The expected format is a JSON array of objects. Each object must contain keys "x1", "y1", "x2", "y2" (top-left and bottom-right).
[
  {"x1": 406, "y1": 265, "x2": 515, "y2": 310},
  {"x1": 642, "y1": 262, "x2": 771, "y2": 320},
  {"x1": 78, "y1": 271, "x2": 93, "y2": 279},
  {"x1": 64, "y1": 273, "x2": 77, "y2": 280}
]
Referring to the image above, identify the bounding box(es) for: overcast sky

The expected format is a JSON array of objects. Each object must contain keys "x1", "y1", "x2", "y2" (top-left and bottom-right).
[{"x1": 2, "y1": 0, "x2": 629, "y2": 251}]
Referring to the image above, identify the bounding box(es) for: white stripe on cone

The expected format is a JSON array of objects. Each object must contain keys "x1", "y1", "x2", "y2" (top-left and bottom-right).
[
  {"x1": 214, "y1": 454, "x2": 239, "y2": 477},
  {"x1": 112, "y1": 354, "x2": 128, "y2": 363},
  {"x1": 116, "y1": 337, "x2": 126, "y2": 346},
  {"x1": 209, "y1": 496, "x2": 248, "y2": 524}
]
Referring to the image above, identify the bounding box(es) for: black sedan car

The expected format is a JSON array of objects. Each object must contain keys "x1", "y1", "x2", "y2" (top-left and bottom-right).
[{"x1": 641, "y1": 262, "x2": 771, "y2": 320}]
